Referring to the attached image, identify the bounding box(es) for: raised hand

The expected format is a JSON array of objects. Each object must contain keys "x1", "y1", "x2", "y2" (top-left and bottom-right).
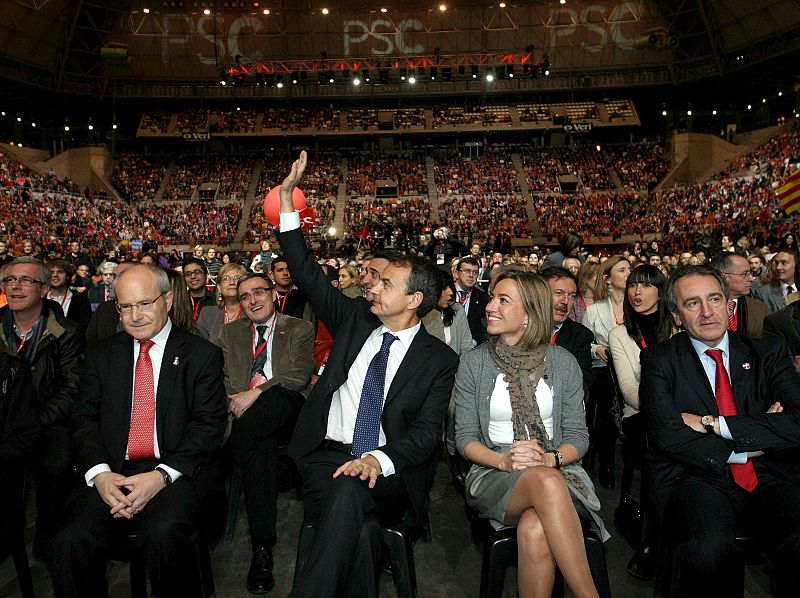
[{"x1": 279, "y1": 150, "x2": 307, "y2": 212}]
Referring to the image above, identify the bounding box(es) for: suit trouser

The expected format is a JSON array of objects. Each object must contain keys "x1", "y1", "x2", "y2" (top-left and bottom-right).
[
  {"x1": 50, "y1": 460, "x2": 205, "y2": 598},
  {"x1": 664, "y1": 472, "x2": 800, "y2": 598},
  {"x1": 34, "y1": 424, "x2": 74, "y2": 552},
  {"x1": 290, "y1": 447, "x2": 409, "y2": 598},
  {"x1": 587, "y1": 366, "x2": 618, "y2": 469},
  {"x1": 226, "y1": 385, "x2": 302, "y2": 546}
]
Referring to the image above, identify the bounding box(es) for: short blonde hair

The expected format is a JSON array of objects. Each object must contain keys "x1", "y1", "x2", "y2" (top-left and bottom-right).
[
  {"x1": 493, "y1": 271, "x2": 553, "y2": 348},
  {"x1": 215, "y1": 262, "x2": 247, "y2": 305}
]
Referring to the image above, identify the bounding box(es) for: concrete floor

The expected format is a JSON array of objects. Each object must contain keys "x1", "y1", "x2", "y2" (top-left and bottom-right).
[{"x1": 0, "y1": 446, "x2": 774, "y2": 597}]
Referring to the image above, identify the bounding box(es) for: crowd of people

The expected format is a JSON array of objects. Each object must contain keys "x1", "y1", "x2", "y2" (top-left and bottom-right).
[
  {"x1": 343, "y1": 196, "x2": 432, "y2": 248},
  {"x1": 138, "y1": 111, "x2": 172, "y2": 133},
  {"x1": 434, "y1": 147, "x2": 521, "y2": 196},
  {"x1": 346, "y1": 153, "x2": 428, "y2": 197},
  {"x1": 606, "y1": 139, "x2": 671, "y2": 191},
  {"x1": 210, "y1": 108, "x2": 259, "y2": 134},
  {"x1": 261, "y1": 106, "x2": 341, "y2": 131},
  {"x1": 162, "y1": 154, "x2": 255, "y2": 201},
  {"x1": 111, "y1": 154, "x2": 168, "y2": 202},
  {"x1": 438, "y1": 192, "x2": 531, "y2": 240}
]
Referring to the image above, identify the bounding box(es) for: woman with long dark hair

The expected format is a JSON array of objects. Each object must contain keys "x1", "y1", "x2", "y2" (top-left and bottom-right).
[{"x1": 608, "y1": 264, "x2": 674, "y2": 579}]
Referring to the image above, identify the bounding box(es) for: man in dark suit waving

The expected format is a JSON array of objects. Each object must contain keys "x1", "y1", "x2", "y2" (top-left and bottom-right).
[
  {"x1": 278, "y1": 152, "x2": 459, "y2": 598},
  {"x1": 641, "y1": 265, "x2": 800, "y2": 597},
  {"x1": 51, "y1": 265, "x2": 227, "y2": 598}
]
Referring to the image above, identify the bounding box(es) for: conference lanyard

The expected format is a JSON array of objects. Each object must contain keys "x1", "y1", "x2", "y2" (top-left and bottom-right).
[
  {"x1": 190, "y1": 296, "x2": 202, "y2": 320},
  {"x1": 224, "y1": 304, "x2": 242, "y2": 323},
  {"x1": 456, "y1": 289, "x2": 472, "y2": 307},
  {"x1": 274, "y1": 291, "x2": 289, "y2": 314}
]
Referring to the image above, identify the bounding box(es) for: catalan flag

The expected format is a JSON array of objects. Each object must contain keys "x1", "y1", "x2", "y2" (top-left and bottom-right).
[{"x1": 777, "y1": 169, "x2": 800, "y2": 214}]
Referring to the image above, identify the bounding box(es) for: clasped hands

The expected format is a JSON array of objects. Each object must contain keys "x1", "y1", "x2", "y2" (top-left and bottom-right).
[
  {"x1": 499, "y1": 440, "x2": 555, "y2": 472},
  {"x1": 94, "y1": 470, "x2": 166, "y2": 519}
]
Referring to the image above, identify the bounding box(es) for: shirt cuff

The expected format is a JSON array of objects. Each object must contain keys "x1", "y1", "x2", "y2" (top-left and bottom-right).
[
  {"x1": 280, "y1": 211, "x2": 301, "y2": 232},
  {"x1": 157, "y1": 463, "x2": 183, "y2": 483},
  {"x1": 727, "y1": 451, "x2": 748, "y2": 464},
  {"x1": 364, "y1": 449, "x2": 395, "y2": 477},
  {"x1": 718, "y1": 416, "x2": 733, "y2": 440},
  {"x1": 85, "y1": 463, "x2": 111, "y2": 487}
]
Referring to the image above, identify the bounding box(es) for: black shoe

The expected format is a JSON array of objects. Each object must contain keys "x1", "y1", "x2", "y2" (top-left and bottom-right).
[
  {"x1": 247, "y1": 545, "x2": 275, "y2": 594},
  {"x1": 599, "y1": 466, "x2": 615, "y2": 489},
  {"x1": 627, "y1": 545, "x2": 656, "y2": 581}
]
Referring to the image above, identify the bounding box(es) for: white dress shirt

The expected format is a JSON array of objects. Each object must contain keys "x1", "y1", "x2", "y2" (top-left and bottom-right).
[
  {"x1": 689, "y1": 334, "x2": 748, "y2": 464},
  {"x1": 252, "y1": 312, "x2": 277, "y2": 381},
  {"x1": 281, "y1": 210, "x2": 419, "y2": 477},
  {"x1": 48, "y1": 289, "x2": 73, "y2": 315},
  {"x1": 85, "y1": 319, "x2": 183, "y2": 485}
]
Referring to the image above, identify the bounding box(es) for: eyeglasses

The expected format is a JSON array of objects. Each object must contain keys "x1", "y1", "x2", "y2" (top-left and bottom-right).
[
  {"x1": 459, "y1": 269, "x2": 479, "y2": 276},
  {"x1": 220, "y1": 275, "x2": 242, "y2": 283},
  {"x1": 116, "y1": 293, "x2": 165, "y2": 315},
  {"x1": 2, "y1": 275, "x2": 44, "y2": 287},
  {"x1": 723, "y1": 270, "x2": 753, "y2": 279},
  {"x1": 238, "y1": 287, "x2": 272, "y2": 303},
  {"x1": 184, "y1": 269, "x2": 205, "y2": 278}
]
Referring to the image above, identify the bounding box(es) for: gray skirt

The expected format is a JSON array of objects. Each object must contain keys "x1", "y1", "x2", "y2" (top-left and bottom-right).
[{"x1": 465, "y1": 447, "x2": 610, "y2": 542}]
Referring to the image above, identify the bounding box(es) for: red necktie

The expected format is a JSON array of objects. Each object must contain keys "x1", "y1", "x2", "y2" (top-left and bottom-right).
[
  {"x1": 705, "y1": 349, "x2": 758, "y2": 492},
  {"x1": 128, "y1": 339, "x2": 156, "y2": 461},
  {"x1": 727, "y1": 301, "x2": 738, "y2": 331}
]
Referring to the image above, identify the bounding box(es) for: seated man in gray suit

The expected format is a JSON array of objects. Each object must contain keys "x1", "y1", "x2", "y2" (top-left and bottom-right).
[
  {"x1": 753, "y1": 250, "x2": 798, "y2": 312},
  {"x1": 218, "y1": 273, "x2": 315, "y2": 593}
]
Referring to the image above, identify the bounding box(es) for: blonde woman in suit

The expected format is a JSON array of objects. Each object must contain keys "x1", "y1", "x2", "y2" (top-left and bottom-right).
[{"x1": 583, "y1": 256, "x2": 631, "y2": 488}]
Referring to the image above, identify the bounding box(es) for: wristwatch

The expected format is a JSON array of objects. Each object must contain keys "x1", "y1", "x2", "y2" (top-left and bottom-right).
[
  {"x1": 701, "y1": 415, "x2": 716, "y2": 434},
  {"x1": 548, "y1": 449, "x2": 563, "y2": 470},
  {"x1": 155, "y1": 466, "x2": 173, "y2": 485}
]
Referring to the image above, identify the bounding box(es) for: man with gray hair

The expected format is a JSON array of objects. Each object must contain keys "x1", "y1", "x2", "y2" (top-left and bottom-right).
[
  {"x1": 0, "y1": 256, "x2": 82, "y2": 561},
  {"x1": 52, "y1": 265, "x2": 227, "y2": 597},
  {"x1": 88, "y1": 260, "x2": 118, "y2": 312},
  {"x1": 641, "y1": 264, "x2": 800, "y2": 597}
]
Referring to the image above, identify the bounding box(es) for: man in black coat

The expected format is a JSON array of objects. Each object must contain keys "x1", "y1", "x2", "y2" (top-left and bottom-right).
[
  {"x1": 51, "y1": 265, "x2": 227, "y2": 598},
  {"x1": 278, "y1": 152, "x2": 459, "y2": 598},
  {"x1": 0, "y1": 257, "x2": 82, "y2": 560},
  {"x1": 641, "y1": 265, "x2": 800, "y2": 597},
  {"x1": 539, "y1": 266, "x2": 594, "y2": 392}
]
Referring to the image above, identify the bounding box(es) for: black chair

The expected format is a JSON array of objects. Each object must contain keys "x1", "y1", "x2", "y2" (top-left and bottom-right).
[
  {"x1": 653, "y1": 532, "x2": 759, "y2": 598},
  {"x1": 5, "y1": 467, "x2": 35, "y2": 598},
  {"x1": 108, "y1": 531, "x2": 216, "y2": 598},
  {"x1": 479, "y1": 518, "x2": 611, "y2": 598},
  {"x1": 293, "y1": 514, "x2": 423, "y2": 598}
]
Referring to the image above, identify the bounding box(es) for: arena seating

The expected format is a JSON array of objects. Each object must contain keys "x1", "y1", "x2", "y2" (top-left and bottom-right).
[{"x1": 112, "y1": 154, "x2": 168, "y2": 202}]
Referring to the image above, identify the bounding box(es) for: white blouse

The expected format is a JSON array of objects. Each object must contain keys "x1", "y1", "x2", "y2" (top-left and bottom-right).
[{"x1": 488, "y1": 373, "x2": 554, "y2": 444}]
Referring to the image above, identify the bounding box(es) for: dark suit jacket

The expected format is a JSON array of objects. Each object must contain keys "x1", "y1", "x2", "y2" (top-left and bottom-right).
[
  {"x1": 71, "y1": 327, "x2": 227, "y2": 481},
  {"x1": 85, "y1": 300, "x2": 121, "y2": 348},
  {"x1": 87, "y1": 284, "x2": 112, "y2": 312},
  {"x1": 554, "y1": 318, "x2": 595, "y2": 391},
  {"x1": 461, "y1": 286, "x2": 488, "y2": 345},
  {"x1": 641, "y1": 331, "x2": 800, "y2": 519},
  {"x1": 764, "y1": 301, "x2": 800, "y2": 356},
  {"x1": 63, "y1": 291, "x2": 92, "y2": 333},
  {"x1": 278, "y1": 227, "x2": 459, "y2": 518}
]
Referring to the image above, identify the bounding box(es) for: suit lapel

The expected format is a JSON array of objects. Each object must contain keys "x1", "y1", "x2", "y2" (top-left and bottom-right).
[
  {"x1": 385, "y1": 325, "x2": 431, "y2": 405},
  {"x1": 270, "y1": 313, "x2": 288, "y2": 370},
  {"x1": 156, "y1": 330, "x2": 184, "y2": 449},
  {"x1": 119, "y1": 334, "x2": 134, "y2": 432},
  {"x1": 728, "y1": 333, "x2": 754, "y2": 414},
  {"x1": 676, "y1": 333, "x2": 718, "y2": 414}
]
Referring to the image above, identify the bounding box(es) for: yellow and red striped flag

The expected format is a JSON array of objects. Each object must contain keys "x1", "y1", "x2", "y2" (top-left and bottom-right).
[{"x1": 777, "y1": 169, "x2": 800, "y2": 214}]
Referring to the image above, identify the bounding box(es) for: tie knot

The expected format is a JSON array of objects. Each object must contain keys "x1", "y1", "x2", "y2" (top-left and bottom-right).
[
  {"x1": 139, "y1": 339, "x2": 154, "y2": 353},
  {"x1": 381, "y1": 332, "x2": 398, "y2": 352},
  {"x1": 705, "y1": 348, "x2": 723, "y2": 364}
]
